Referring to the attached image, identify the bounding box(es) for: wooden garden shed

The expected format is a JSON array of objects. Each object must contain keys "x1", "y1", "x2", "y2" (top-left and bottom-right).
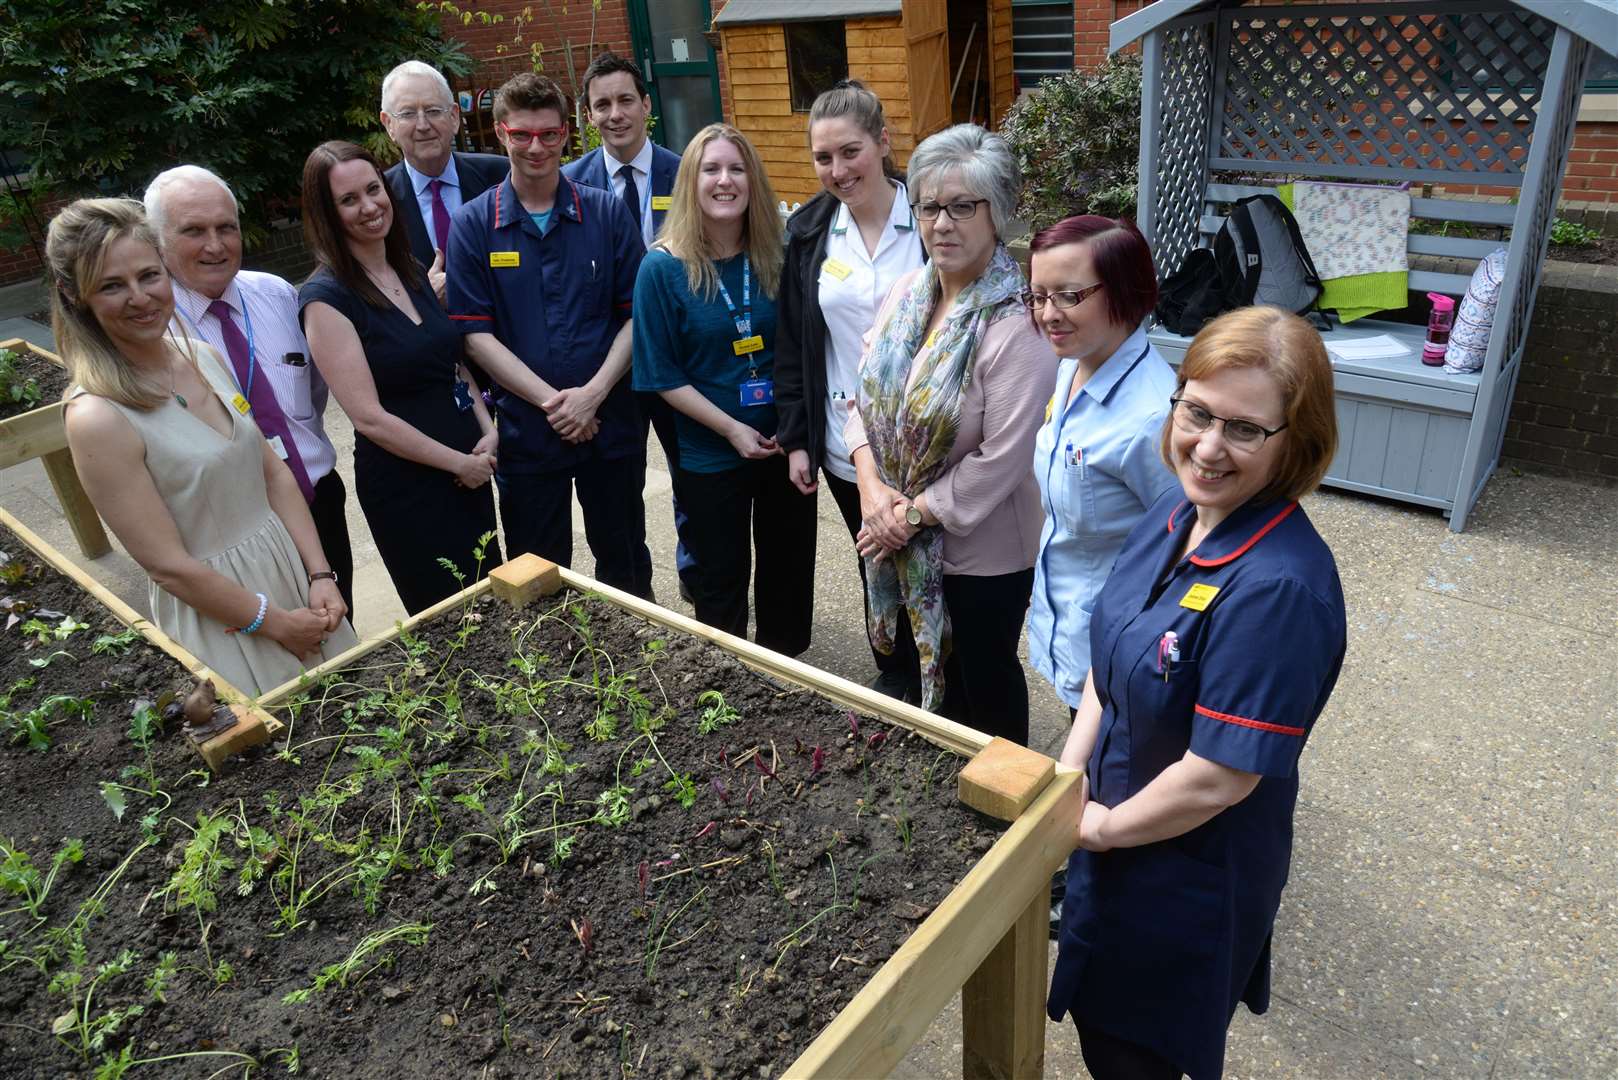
[
  {"x1": 1114, "y1": 0, "x2": 1614, "y2": 531},
  {"x1": 714, "y1": 0, "x2": 1017, "y2": 207}
]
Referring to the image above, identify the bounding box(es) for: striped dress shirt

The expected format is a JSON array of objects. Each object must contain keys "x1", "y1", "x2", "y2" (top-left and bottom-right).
[{"x1": 168, "y1": 272, "x2": 337, "y2": 488}]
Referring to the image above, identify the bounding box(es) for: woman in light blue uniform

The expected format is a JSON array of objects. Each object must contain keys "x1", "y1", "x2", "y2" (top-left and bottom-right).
[
  {"x1": 1026, "y1": 216, "x2": 1178, "y2": 712},
  {"x1": 1048, "y1": 306, "x2": 1347, "y2": 1080}
]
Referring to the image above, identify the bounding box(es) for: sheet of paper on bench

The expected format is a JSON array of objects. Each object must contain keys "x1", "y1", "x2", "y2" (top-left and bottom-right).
[{"x1": 1327, "y1": 334, "x2": 1411, "y2": 361}]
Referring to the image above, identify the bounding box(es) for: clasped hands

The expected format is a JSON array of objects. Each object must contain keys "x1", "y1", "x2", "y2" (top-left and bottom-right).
[
  {"x1": 854, "y1": 478, "x2": 922, "y2": 564},
  {"x1": 273, "y1": 578, "x2": 347, "y2": 661},
  {"x1": 542, "y1": 385, "x2": 604, "y2": 445}
]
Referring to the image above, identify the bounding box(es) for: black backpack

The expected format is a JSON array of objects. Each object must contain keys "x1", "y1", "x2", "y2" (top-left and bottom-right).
[{"x1": 1155, "y1": 194, "x2": 1324, "y2": 335}]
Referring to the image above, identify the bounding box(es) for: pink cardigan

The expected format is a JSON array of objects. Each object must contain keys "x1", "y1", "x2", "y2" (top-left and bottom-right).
[{"x1": 845, "y1": 274, "x2": 1057, "y2": 576}]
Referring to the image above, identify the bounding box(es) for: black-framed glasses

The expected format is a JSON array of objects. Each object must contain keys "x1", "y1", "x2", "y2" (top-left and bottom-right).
[
  {"x1": 1169, "y1": 397, "x2": 1288, "y2": 450},
  {"x1": 912, "y1": 198, "x2": 990, "y2": 221},
  {"x1": 1023, "y1": 282, "x2": 1104, "y2": 311}
]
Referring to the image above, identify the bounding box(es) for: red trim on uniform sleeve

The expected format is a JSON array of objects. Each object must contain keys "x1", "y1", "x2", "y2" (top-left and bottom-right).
[
  {"x1": 1189, "y1": 502, "x2": 1299, "y2": 566},
  {"x1": 616, "y1": 301, "x2": 632, "y2": 312},
  {"x1": 449, "y1": 314, "x2": 493, "y2": 321},
  {"x1": 1194, "y1": 703, "x2": 1305, "y2": 737}
]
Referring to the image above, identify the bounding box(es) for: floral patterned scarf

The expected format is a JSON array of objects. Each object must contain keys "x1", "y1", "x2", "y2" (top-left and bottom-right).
[{"x1": 856, "y1": 244, "x2": 1025, "y2": 710}]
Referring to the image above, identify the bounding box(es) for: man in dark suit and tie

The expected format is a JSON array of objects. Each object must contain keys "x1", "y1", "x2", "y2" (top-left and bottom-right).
[
  {"x1": 561, "y1": 52, "x2": 694, "y2": 599},
  {"x1": 380, "y1": 60, "x2": 508, "y2": 301}
]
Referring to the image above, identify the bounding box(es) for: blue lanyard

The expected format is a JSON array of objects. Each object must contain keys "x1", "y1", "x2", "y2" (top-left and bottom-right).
[
  {"x1": 179, "y1": 296, "x2": 257, "y2": 402},
  {"x1": 714, "y1": 254, "x2": 752, "y2": 337}
]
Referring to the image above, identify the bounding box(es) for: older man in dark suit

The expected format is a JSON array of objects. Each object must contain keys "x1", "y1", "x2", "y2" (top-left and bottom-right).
[
  {"x1": 561, "y1": 51, "x2": 692, "y2": 597},
  {"x1": 380, "y1": 60, "x2": 507, "y2": 301}
]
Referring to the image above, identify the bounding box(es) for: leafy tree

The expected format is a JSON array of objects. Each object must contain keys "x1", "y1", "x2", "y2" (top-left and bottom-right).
[
  {"x1": 999, "y1": 56, "x2": 1143, "y2": 233},
  {"x1": 0, "y1": 1, "x2": 469, "y2": 233}
]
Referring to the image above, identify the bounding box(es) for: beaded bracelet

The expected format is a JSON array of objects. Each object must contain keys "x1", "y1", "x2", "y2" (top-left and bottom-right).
[{"x1": 230, "y1": 592, "x2": 268, "y2": 635}]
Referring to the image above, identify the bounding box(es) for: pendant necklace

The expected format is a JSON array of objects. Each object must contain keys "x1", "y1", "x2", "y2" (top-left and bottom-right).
[{"x1": 169, "y1": 359, "x2": 188, "y2": 409}]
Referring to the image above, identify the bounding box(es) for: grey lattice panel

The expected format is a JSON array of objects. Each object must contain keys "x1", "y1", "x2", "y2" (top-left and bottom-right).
[
  {"x1": 1152, "y1": 23, "x2": 1215, "y2": 280},
  {"x1": 1213, "y1": 8, "x2": 1556, "y2": 183}
]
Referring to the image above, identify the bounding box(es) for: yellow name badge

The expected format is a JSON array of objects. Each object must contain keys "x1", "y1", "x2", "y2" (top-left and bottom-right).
[
  {"x1": 489, "y1": 251, "x2": 520, "y2": 268},
  {"x1": 1179, "y1": 583, "x2": 1220, "y2": 611},
  {"x1": 651, "y1": 196, "x2": 672, "y2": 211},
  {"x1": 822, "y1": 257, "x2": 853, "y2": 281},
  {"x1": 230, "y1": 393, "x2": 252, "y2": 416},
  {"x1": 732, "y1": 335, "x2": 765, "y2": 356}
]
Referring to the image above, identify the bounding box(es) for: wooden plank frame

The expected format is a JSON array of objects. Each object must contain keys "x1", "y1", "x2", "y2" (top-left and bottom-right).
[
  {"x1": 0, "y1": 338, "x2": 111, "y2": 559},
  {"x1": 256, "y1": 556, "x2": 1078, "y2": 1077},
  {"x1": 0, "y1": 506, "x2": 280, "y2": 770}
]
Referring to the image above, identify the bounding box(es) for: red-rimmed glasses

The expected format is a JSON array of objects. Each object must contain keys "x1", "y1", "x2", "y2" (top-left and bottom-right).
[{"x1": 497, "y1": 121, "x2": 566, "y2": 148}]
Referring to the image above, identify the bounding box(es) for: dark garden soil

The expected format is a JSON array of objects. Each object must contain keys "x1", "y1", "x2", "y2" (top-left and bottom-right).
[
  {"x1": 0, "y1": 345, "x2": 70, "y2": 423},
  {"x1": 1548, "y1": 236, "x2": 1618, "y2": 266},
  {"x1": 0, "y1": 565, "x2": 1002, "y2": 1079}
]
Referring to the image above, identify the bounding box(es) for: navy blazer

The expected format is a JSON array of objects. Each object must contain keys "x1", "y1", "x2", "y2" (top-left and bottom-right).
[
  {"x1": 561, "y1": 142, "x2": 681, "y2": 241},
  {"x1": 385, "y1": 151, "x2": 510, "y2": 267}
]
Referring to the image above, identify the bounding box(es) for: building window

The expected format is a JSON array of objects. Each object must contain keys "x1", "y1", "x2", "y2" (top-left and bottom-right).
[
  {"x1": 786, "y1": 21, "x2": 848, "y2": 111},
  {"x1": 1012, "y1": 1, "x2": 1075, "y2": 91}
]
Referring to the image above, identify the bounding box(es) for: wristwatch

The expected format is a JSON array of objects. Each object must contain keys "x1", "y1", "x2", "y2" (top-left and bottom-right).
[
  {"x1": 308, "y1": 570, "x2": 339, "y2": 585},
  {"x1": 904, "y1": 502, "x2": 923, "y2": 527}
]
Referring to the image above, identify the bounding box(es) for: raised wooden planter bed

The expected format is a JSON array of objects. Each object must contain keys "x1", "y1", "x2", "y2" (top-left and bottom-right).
[
  {"x1": 0, "y1": 507, "x2": 279, "y2": 769},
  {"x1": 0, "y1": 338, "x2": 111, "y2": 560},
  {"x1": 251, "y1": 554, "x2": 1081, "y2": 1079},
  {"x1": 0, "y1": 518, "x2": 1078, "y2": 1077}
]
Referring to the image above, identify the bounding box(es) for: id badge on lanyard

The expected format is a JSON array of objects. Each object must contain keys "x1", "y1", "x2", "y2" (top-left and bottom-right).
[{"x1": 718, "y1": 254, "x2": 770, "y2": 405}]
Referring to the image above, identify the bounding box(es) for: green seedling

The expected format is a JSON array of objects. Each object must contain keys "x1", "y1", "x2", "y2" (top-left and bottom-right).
[
  {"x1": 695, "y1": 689, "x2": 739, "y2": 734},
  {"x1": 644, "y1": 885, "x2": 708, "y2": 981},
  {"x1": 18, "y1": 614, "x2": 90, "y2": 645},
  {"x1": 49, "y1": 945, "x2": 143, "y2": 1063},
  {"x1": 93, "y1": 1044, "x2": 299, "y2": 1079},
  {"x1": 90, "y1": 629, "x2": 142, "y2": 656},
  {"x1": 281, "y1": 921, "x2": 431, "y2": 1003},
  {"x1": 28, "y1": 649, "x2": 74, "y2": 670},
  {"x1": 5, "y1": 693, "x2": 94, "y2": 752},
  {"x1": 0, "y1": 349, "x2": 42, "y2": 411},
  {"x1": 0, "y1": 836, "x2": 85, "y2": 921}
]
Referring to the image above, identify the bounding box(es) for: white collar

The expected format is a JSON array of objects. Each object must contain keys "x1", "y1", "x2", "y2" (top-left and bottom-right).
[
  {"x1": 831, "y1": 179, "x2": 912, "y2": 235},
  {"x1": 604, "y1": 137, "x2": 655, "y2": 180},
  {"x1": 405, "y1": 154, "x2": 461, "y2": 196},
  {"x1": 172, "y1": 276, "x2": 243, "y2": 321}
]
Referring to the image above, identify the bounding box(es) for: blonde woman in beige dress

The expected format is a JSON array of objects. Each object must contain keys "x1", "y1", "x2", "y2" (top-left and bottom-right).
[{"x1": 47, "y1": 197, "x2": 356, "y2": 696}]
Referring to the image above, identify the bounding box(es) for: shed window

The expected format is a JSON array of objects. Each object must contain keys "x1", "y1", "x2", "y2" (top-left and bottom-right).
[{"x1": 786, "y1": 21, "x2": 849, "y2": 111}]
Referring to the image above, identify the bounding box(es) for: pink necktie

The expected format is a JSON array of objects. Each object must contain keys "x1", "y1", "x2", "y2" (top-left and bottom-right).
[{"x1": 206, "y1": 299, "x2": 316, "y2": 503}]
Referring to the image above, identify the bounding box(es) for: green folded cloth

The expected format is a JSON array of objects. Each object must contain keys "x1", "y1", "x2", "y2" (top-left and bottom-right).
[{"x1": 1278, "y1": 184, "x2": 1407, "y2": 323}]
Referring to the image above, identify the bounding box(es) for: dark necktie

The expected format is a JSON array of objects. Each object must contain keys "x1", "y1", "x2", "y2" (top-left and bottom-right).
[
  {"x1": 206, "y1": 298, "x2": 316, "y2": 503},
  {"x1": 619, "y1": 165, "x2": 641, "y2": 234},
  {"x1": 429, "y1": 178, "x2": 452, "y2": 253}
]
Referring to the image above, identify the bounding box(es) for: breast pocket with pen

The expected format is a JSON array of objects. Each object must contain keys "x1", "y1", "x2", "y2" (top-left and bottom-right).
[{"x1": 1064, "y1": 444, "x2": 1099, "y2": 534}]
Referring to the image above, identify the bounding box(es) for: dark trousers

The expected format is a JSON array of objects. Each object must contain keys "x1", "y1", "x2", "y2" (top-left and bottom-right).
[
  {"x1": 938, "y1": 568, "x2": 1034, "y2": 745},
  {"x1": 308, "y1": 470, "x2": 355, "y2": 619},
  {"x1": 497, "y1": 455, "x2": 653, "y2": 599},
  {"x1": 824, "y1": 471, "x2": 919, "y2": 685},
  {"x1": 1075, "y1": 1024, "x2": 1182, "y2": 1080},
  {"x1": 640, "y1": 392, "x2": 694, "y2": 578},
  {"x1": 676, "y1": 455, "x2": 815, "y2": 656}
]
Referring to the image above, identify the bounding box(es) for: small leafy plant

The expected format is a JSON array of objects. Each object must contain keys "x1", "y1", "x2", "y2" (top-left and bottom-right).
[
  {"x1": 0, "y1": 836, "x2": 85, "y2": 921},
  {"x1": 695, "y1": 690, "x2": 739, "y2": 735}
]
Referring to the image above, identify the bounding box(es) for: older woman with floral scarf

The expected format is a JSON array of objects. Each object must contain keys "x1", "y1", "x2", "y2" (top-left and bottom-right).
[{"x1": 844, "y1": 124, "x2": 1055, "y2": 743}]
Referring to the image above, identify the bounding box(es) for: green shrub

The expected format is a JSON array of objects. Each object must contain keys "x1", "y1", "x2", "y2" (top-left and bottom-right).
[
  {"x1": 0, "y1": 2, "x2": 468, "y2": 234},
  {"x1": 999, "y1": 56, "x2": 1143, "y2": 234},
  {"x1": 1549, "y1": 217, "x2": 1601, "y2": 248}
]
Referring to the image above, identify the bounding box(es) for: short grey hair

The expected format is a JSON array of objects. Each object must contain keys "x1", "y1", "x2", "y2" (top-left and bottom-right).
[
  {"x1": 905, "y1": 124, "x2": 1023, "y2": 241},
  {"x1": 143, "y1": 165, "x2": 239, "y2": 243},
  {"x1": 381, "y1": 61, "x2": 454, "y2": 114}
]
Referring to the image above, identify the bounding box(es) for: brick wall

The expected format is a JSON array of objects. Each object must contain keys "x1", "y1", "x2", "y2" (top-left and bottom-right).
[
  {"x1": 443, "y1": 0, "x2": 632, "y2": 100},
  {"x1": 1502, "y1": 261, "x2": 1618, "y2": 484}
]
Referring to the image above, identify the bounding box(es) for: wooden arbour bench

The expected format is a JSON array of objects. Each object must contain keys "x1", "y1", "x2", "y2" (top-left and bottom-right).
[{"x1": 1110, "y1": 1, "x2": 1609, "y2": 531}]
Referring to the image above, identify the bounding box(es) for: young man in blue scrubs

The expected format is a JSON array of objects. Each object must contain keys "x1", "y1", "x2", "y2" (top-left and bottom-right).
[
  {"x1": 445, "y1": 73, "x2": 653, "y2": 598},
  {"x1": 562, "y1": 51, "x2": 693, "y2": 599}
]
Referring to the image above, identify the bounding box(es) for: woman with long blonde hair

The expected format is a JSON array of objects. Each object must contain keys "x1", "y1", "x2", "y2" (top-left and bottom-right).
[
  {"x1": 48, "y1": 197, "x2": 356, "y2": 695},
  {"x1": 631, "y1": 124, "x2": 814, "y2": 654}
]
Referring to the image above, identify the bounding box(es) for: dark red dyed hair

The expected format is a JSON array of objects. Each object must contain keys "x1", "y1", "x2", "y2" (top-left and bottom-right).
[{"x1": 1028, "y1": 215, "x2": 1158, "y2": 330}]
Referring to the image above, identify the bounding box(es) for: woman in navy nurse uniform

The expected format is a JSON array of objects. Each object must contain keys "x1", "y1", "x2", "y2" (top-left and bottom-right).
[{"x1": 1047, "y1": 305, "x2": 1348, "y2": 1080}]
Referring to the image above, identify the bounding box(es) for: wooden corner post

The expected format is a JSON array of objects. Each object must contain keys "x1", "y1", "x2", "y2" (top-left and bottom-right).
[
  {"x1": 488, "y1": 553, "x2": 563, "y2": 607},
  {"x1": 958, "y1": 738, "x2": 1059, "y2": 1080}
]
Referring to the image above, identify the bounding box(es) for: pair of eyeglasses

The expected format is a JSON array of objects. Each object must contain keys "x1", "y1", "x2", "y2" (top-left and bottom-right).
[
  {"x1": 912, "y1": 198, "x2": 989, "y2": 221},
  {"x1": 498, "y1": 122, "x2": 566, "y2": 148},
  {"x1": 1169, "y1": 397, "x2": 1287, "y2": 450},
  {"x1": 391, "y1": 106, "x2": 451, "y2": 123},
  {"x1": 1023, "y1": 282, "x2": 1104, "y2": 311}
]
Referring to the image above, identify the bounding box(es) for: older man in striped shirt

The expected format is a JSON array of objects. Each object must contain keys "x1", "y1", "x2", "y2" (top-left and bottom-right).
[{"x1": 144, "y1": 165, "x2": 355, "y2": 617}]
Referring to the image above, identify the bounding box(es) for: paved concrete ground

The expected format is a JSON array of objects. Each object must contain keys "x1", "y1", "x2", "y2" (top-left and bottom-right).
[{"x1": 3, "y1": 309, "x2": 1613, "y2": 1077}]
